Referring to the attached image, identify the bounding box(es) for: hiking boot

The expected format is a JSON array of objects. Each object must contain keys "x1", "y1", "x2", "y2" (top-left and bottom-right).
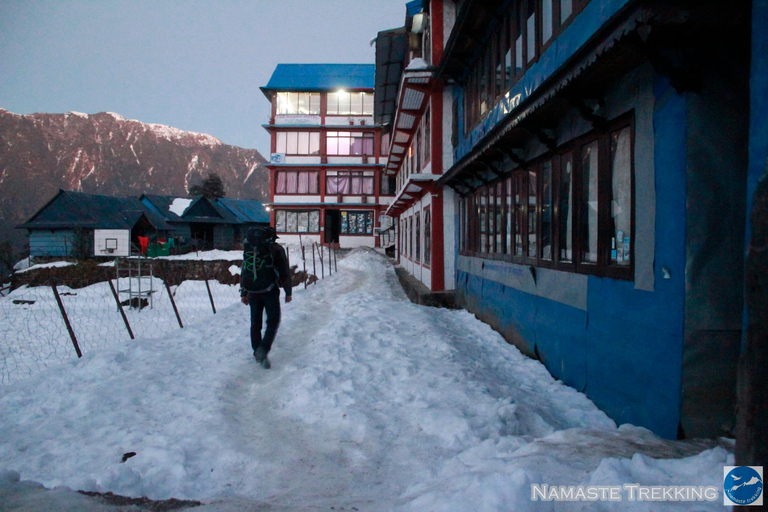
[
  {"x1": 260, "y1": 357, "x2": 271, "y2": 369},
  {"x1": 254, "y1": 347, "x2": 267, "y2": 363}
]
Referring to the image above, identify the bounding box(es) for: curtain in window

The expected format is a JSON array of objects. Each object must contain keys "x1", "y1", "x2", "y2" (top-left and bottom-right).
[
  {"x1": 276, "y1": 172, "x2": 287, "y2": 194},
  {"x1": 326, "y1": 176, "x2": 350, "y2": 195},
  {"x1": 581, "y1": 141, "x2": 599, "y2": 263},
  {"x1": 286, "y1": 172, "x2": 298, "y2": 194},
  {"x1": 297, "y1": 172, "x2": 309, "y2": 194},
  {"x1": 611, "y1": 127, "x2": 632, "y2": 265}
]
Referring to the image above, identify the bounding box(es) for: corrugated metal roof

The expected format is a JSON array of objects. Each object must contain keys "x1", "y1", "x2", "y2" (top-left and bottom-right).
[
  {"x1": 261, "y1": 64, "x2": 375, "y2": 96},
  {"x1": 217, "y1": 198, "x2": 270, "y2": 224},
  {"x1": 19, "y1": 190, "x2": 173, "y2": 231}
]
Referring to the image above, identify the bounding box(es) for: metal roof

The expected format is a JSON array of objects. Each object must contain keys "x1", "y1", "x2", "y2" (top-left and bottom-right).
[
  {"x1": 261, "y1": 64, "x2": 375, "y2": 97},
  {"x1": 217, "y1": 198, "x2": 270, "y2": 224},
  {"x1": 374, "y1": 27, "x2": 408, "y2": 127},
  {"x1": 18, "y1": 190, "x2": 173, "y2": 231}
]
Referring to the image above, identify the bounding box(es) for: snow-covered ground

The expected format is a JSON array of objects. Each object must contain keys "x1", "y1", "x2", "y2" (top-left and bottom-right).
[{"x1": 0, "y1": 249, "x2": 732, "y2": 511}]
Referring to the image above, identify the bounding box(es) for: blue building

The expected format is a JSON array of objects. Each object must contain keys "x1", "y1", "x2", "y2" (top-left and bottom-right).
[{"x1": 412, "y1": 0, "x2": 754, "y2": 439}]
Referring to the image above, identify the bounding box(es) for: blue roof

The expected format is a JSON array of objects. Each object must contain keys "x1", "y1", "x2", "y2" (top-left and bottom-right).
[
  {"x1": 261, "y1": 64, "x2": 375, "y2": 95},
  {"x1": 406, "y1": 0, "x2": 423, "y2": 17}
]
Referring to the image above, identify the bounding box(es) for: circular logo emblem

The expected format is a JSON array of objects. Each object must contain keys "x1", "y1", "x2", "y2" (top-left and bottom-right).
[{"x1": 725, "y1": 466, "x2": 763, "y2": 505}]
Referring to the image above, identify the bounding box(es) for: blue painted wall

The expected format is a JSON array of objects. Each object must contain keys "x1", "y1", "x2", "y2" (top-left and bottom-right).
[{"x1": 455, "y1": 72, "x2": 690, "y2": 439}]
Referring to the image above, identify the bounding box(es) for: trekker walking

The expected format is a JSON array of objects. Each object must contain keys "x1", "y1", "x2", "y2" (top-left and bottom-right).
[{"x1": 240, "y1": 226, "x2": 292, "y2": 369}]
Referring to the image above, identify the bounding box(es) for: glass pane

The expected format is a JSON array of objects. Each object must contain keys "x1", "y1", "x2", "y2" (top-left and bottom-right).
[
  {"x1": 351, "y1": 93, "x2": 363, "y2": 115},
  {"x1": 310, "y1": 132, "x2": 320, "y2": 155},
  {"x1": 515, "y1": 174, "x2": 524, "y2": 255},
  {"x1": 309, "y1": 211, "x2": 320, "y2": 232},
  {"x1": 496, "y1": 182, "x2": 503, "y2": 253},
  {"x1": 543, "y1": 0, "x2": 553, "y2": 43},
  {"x1": 541, "y1": 160, "x2": 553, "y2": 260},
  {"x1": 559, "y1": 154, "x2": 573, "y2": 262},
  {"x1": 479, "y1": 192, "x2": 487, "y2": 253},
  {"x1": 287, "y1": 211, "x2": 298, "y2": 233},
  {"x1": 310, "y1": 93, "x2": 320, "y2": 114},
  {"x1": 560, "y1": 0, "x2": 573, "y2": 25},
  {"x1": 298, "y1": 132, "x2": 309, "y2": 154},
  {"x1": 611, "y1": 127, "x2": 632, "y2": 266},
  {"x1": 298, "y1": 93, "x2": 309, "y2": 114},
  {"x1": 581, "y1": 141, "x2": 599, "y2": 263},
  {"x1": 527, "y1": 170, "x2": 537, "y2": 257},
  {"x1": 287, "y1": 132, "x2": 298, "y2": 154},
  {"x1": 275, "y1": 210, "x2": 285, "y2": 232},
  {"x1": 488, "y1": 186, "x2": 496, "y2": 253},
  {"x1": 327, "y1": 92, "x2": 339, "y2": 115},
  {"x1": 527, "y1": 13, "x2": 536, "y2": 63},
  {"x1": 276, "y1": 132, "x2": 286, "y2": 153},
  {"x1": 506, "y1": 178, "x2": 513, "y2": 254},
  {"x1": 363, "y1": 93, "x2": 374, "y2": 115},
  {"x1": 516, "y1": 35, "x2": 523, "y2": 74},
  {"x1": 297, "y1": 212, "x2": 309, "y2": 232}
]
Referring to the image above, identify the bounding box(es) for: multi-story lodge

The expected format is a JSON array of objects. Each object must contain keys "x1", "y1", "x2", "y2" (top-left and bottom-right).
[
  {"x1": 379, "y1": 0, "x2": 757, "y2": 441},
  {"x1": 260, "y1": 64, "x2": 394, "y2": 248},
  {"x1": 374, "y1": 1, "x2": 455, "y2": 302}
]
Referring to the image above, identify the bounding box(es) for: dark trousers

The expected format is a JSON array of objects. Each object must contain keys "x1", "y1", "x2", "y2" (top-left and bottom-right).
[{"x1": 248, "y1": 287, "x2": 281, "y2": 354}]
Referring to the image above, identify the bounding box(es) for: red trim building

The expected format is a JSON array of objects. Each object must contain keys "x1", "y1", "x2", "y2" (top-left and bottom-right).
[
  {"x1": 375, "y1": 1, "x2": 456, "y2": 297},
  {"x1": 260, "y1": 64, "x2": 394, "y2": 248}
]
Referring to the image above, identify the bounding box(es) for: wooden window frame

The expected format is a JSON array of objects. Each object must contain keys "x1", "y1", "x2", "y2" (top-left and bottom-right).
[{"x1": 458, "y1": 110, "x2": 635, "y2": 281}]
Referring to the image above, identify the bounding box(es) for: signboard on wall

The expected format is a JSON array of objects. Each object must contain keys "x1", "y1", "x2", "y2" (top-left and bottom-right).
[
  {"x1": 94, "y1": 229, "x2": 130, "y2": 257},
  {"x1": 270, "y1": 153, "x2": 286, "y2": 164}
]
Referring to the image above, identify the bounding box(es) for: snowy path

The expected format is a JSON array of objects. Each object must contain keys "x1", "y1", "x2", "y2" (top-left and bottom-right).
[{"x1": 0, "y1": 249, "x2": 731, "y2": 511}]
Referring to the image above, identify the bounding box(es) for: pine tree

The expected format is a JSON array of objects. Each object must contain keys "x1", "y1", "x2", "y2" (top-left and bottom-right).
[{"x1": 188, "y1": 173, "x2": 226, "y2": 199}]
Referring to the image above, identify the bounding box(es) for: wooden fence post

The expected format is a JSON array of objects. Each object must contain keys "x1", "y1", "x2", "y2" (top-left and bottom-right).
[
  {"x1": 107, "y1": 279, "x2": 134, "y2": 339},
  {"x1": 52, "y1": 284, "x2": 82, "y2": 358}
]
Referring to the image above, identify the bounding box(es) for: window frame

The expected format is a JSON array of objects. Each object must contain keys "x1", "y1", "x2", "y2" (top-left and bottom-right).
[
  {"x1": 458, "y1": 110, "x2": 635, "y2": 281},
  {"x1": 274, "y1": 170, "x2": 320, "y2": 195},
  {"x1": 275, "y1": 209, "x2": 321, "y2": 234}
]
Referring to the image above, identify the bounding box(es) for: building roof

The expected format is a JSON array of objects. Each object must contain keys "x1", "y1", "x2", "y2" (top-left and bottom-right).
[
  {"x1": 217, "y1": 198, "x2": 270, "y2": 224},
  {"x1": 19, "y1": 190, "x2": 173, "y2": 231},
  {"x1": 261, "y1": 64, "x2": 375, "y2": 97},
  {"x1": 374, "y1": 27, "x2": 408, "y2": 127}
]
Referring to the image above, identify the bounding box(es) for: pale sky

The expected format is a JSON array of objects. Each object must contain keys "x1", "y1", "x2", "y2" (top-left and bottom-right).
[{"x1": 0, "y1": 0, "x2": 406, "y2": 155}]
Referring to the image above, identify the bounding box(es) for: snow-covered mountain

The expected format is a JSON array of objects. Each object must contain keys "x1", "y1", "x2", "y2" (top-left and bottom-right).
[{"x1": 0, "y1": 108, "x2": 269, "y2": 256}]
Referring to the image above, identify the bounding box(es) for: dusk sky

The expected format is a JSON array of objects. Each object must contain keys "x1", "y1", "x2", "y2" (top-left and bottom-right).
[{"x1": 0, "y1": 0, "x2": 406, "y2": 156}]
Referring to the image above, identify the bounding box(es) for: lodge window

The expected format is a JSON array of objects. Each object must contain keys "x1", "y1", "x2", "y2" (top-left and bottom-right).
[
  {"x1": 459, "y1": 112, "x2": 634, "y2": 280},
  {"x1": 275, "y1": 171, "x2": 319, "y2": 194},
  {"x1": 381, "y1": 174, "x2": 396, "y2": 195},
  {"x1": 423, "y1": 107, "x2": 431, "y2": 165},
  {"x1": 276, "y1": 92, "x2": 320, "y2": 115},
  {"x1": 276, "y1": 131, "x2": 320, "y2": 155},
  {"x1": 424, "y1": 208, "x2": 431, "y2": 265},
  {"x1": 327, "y1": 131, "x2": 374, "y2": 156},
  {"x1": 340, "y1": 211, "x2": 373, "y2": 235},
  {"x1": 461, "y1": 0, "x2": 589, "y2": 133},
  {"x1": 327, "y1": 92, "x2": 374, "y2": 116},
  {"x1": 415, "y1": 214, "x2": 421, "y2": 262},
  {"x1": 326, "y1": 171, "x2": 374, "y2": 195},
  {"x1": 275, "y1": 210, "x2": 320, "y2": 233}
]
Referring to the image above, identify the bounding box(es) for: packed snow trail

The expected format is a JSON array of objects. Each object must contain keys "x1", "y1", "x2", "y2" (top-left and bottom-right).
[{"x1": 0, "y1": 249, "x2": 731, "y2": 511}]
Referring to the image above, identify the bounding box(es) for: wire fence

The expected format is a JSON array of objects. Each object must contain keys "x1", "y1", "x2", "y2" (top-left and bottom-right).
[
  {"x1": 1, "y1": 260, "x2": 244, "y2": 386},
  {"x1": 1, "y1": 245, "x2": 341, "y2": 386}
]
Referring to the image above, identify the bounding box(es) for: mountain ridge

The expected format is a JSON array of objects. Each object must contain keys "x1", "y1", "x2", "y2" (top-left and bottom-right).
[{"x1": 0, "y1": 108, "x2": 269, "y2": 264}]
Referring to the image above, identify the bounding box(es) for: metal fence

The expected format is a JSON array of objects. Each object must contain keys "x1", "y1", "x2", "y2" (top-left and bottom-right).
[
  {"x1": 0, "y1": 260, "x2": 241, "y2": 386},
  {"x1": 1, "y1": 246, "x2": 340, "y2": 386}
]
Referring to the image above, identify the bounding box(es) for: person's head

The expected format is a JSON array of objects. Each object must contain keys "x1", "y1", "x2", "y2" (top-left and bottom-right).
[{"x1": 247, "y1": 226, "x2": 278, "y2": 246}]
